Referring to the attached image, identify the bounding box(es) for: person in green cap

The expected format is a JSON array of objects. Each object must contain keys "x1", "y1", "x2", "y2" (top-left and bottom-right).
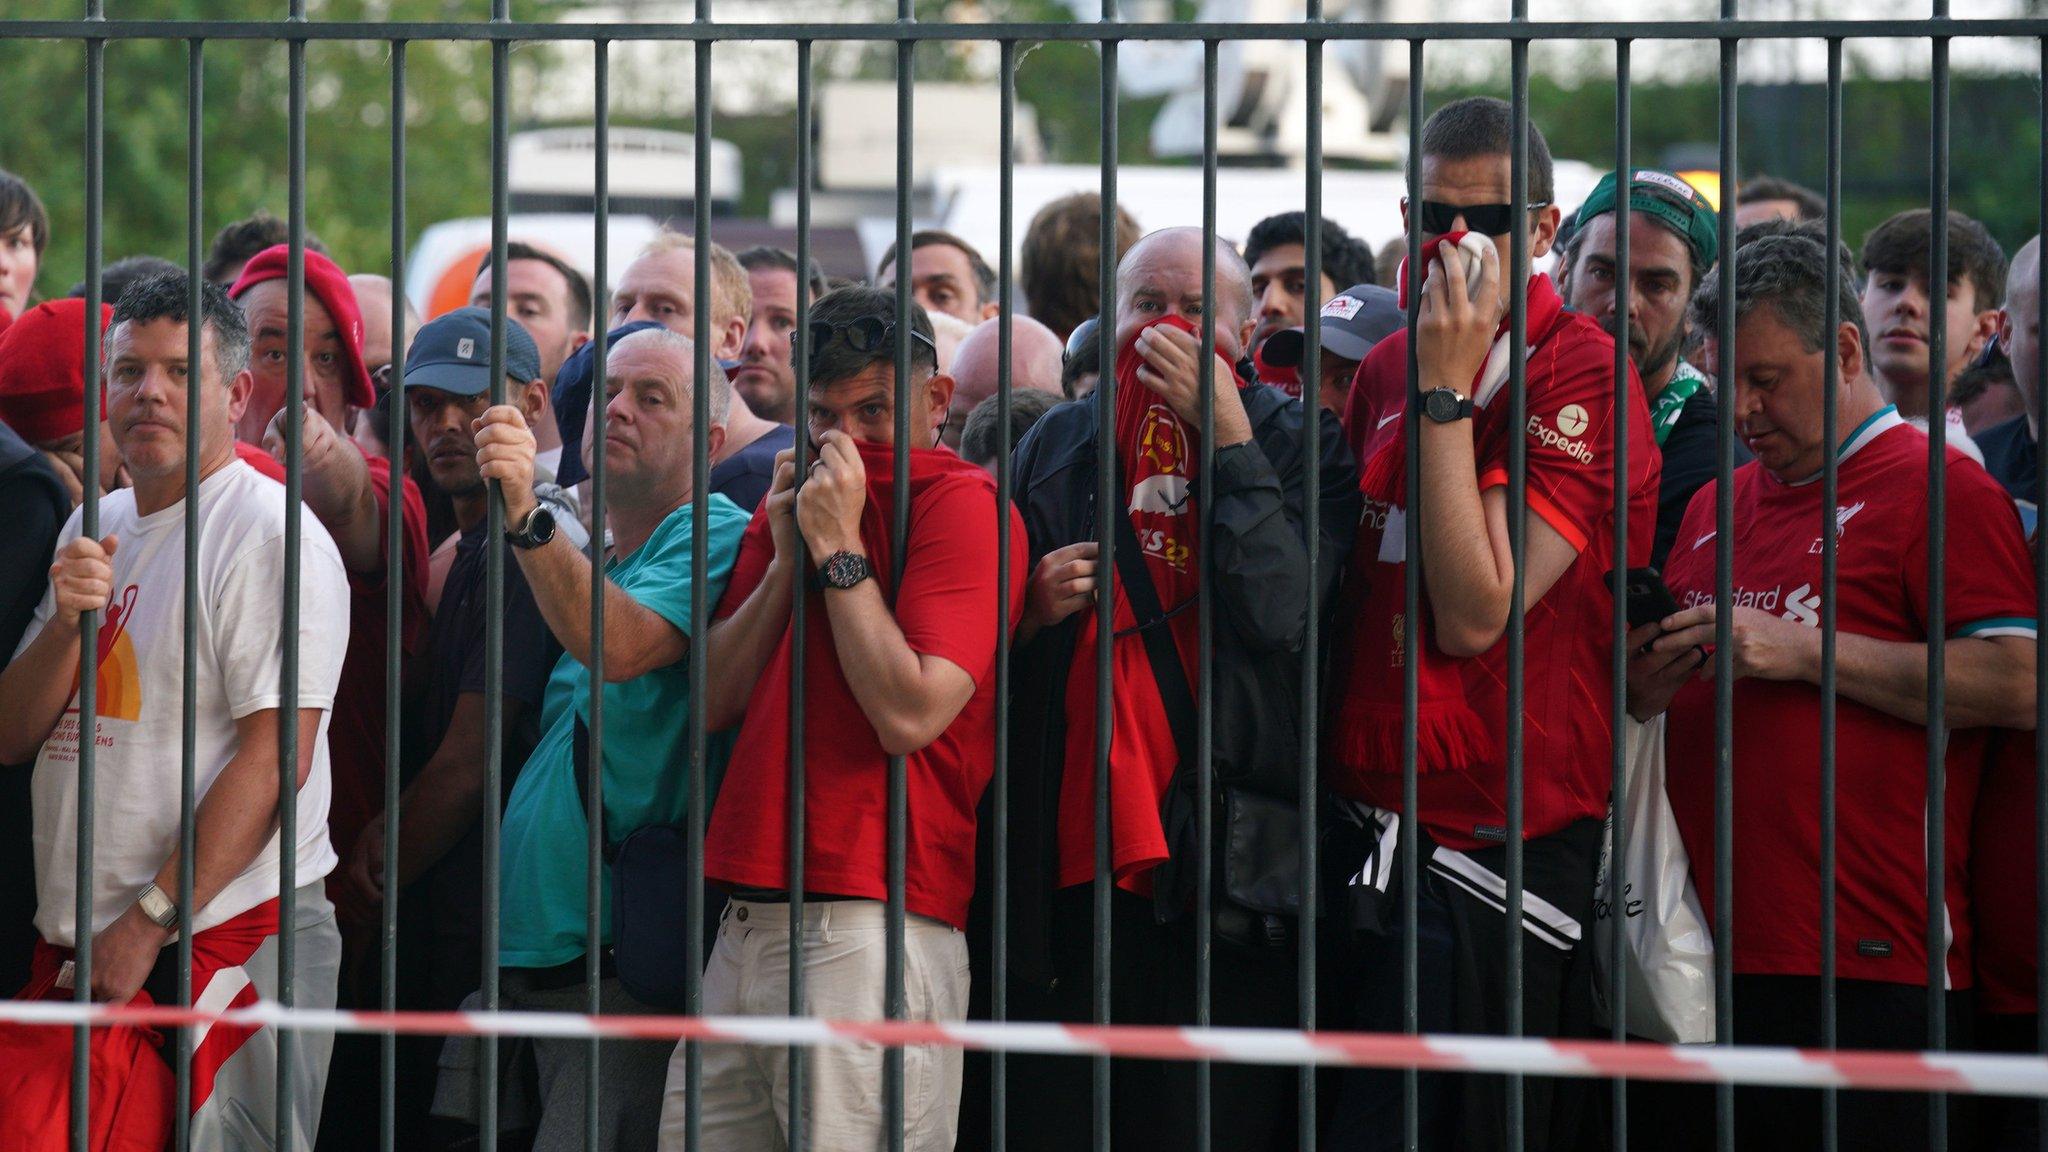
[{"x1": 1558, "y1": 167, "x2": 1725, "y2": 569}]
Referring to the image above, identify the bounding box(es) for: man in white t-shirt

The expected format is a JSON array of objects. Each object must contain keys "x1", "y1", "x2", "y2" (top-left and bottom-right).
[{"x1": 0, "y1": 273, "x2": 350, "y2": 1149}]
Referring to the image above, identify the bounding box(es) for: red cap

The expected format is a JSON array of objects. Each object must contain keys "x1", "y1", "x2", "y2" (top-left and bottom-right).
[
  {"x1": 229, "y1": 244, "x2": 374, "y2": 409},
  {"x1": 0, "y1": 299, "x2": 114, "y2": 443}
]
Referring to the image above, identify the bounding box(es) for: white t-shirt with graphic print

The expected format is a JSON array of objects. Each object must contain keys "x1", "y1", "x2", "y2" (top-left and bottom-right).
[{"x1": 16, "y1": 457, "x2": 349, "y2": 946}]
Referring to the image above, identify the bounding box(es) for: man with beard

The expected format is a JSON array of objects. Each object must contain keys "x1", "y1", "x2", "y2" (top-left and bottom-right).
[
  {"x1": 1559, "y1": 168, "x2": 1724, "y2": 569},
  {"x1": 733, "y1": 246, "x2": 827, "y2": 427}
]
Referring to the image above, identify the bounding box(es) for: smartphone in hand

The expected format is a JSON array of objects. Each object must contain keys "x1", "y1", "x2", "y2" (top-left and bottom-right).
[{"x1": 1603, "y1": 566, "x2": 1684, "y2": 631}]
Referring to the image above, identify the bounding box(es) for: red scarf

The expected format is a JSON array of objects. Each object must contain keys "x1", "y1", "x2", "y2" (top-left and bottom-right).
[
  {"x1": 1056, "y1": 315, "x2": 1238, "y2": 893},
  {"x1": 1330, "y1": 273, "x2": 1566, "y2": 779}
]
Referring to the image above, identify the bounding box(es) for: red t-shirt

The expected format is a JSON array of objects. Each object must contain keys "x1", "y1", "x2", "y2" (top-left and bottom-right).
[
  {"x1": 702, "y1": 458, "x2": 1026, "y2": 930},
  {"x1": 1663, "y1": 409, "x2": 2038, "y2": 988},
  {"x1": 327, "y1": 449, "x2": 430, "y2": 929},
  {"x1": 1329, "y1": 276, "x2": 1661, "y2": 851},
  {"x1": 1973, "y1": 728, "x2": 2039, "y2": 1014}
]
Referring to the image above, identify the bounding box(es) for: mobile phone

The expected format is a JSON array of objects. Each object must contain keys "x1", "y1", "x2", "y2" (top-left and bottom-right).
[{"x1": 1604, "y1": 566, "x2": 1684, "y2": 631}]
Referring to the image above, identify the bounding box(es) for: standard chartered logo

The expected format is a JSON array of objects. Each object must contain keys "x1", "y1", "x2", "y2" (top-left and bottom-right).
[{"x1": 1781, "y1": 583, "x2": 1823, "y2": 627}]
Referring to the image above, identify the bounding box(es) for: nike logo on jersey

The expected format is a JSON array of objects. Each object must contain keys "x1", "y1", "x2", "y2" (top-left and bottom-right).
[
  {"x1": 1377, "y1": 412, "x2": 1402, "y2": 431},
  {"x1": 1693, "y1": 530, "x2": 1717, "y2": 551}
]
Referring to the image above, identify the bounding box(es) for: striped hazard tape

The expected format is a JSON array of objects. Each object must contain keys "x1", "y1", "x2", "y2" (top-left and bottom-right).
[{"x1": 1, "y1": 998, "x2": 2045, "y2": 1098}]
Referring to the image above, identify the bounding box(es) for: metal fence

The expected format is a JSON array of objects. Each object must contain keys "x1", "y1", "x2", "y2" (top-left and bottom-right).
[{"x1": 2, "y1": 2, "x2": 2045, "y2": 1151}]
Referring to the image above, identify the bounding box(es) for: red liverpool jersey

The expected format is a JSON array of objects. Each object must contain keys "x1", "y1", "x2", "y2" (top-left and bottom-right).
[{"x1": 1663, "y1": 407, "x2": 2038, "y2": 988}]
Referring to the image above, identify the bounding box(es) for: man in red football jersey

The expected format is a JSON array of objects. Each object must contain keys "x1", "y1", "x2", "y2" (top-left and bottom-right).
[
  {"x1": 1325, "y1": 96, "x2": 1661, "y2": 1151},
  {"x1": 1630, "y1": 230, "x2": 2039, "y2": 1151}
]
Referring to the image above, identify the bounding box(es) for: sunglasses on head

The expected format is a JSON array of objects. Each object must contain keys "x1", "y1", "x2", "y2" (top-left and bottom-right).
[
  {"x1": 1417, "y1": 199, "x2": 1551, "y2": 237},
  {"x1": 808, "y1": 315, "x2": 939, "y2": 374}
]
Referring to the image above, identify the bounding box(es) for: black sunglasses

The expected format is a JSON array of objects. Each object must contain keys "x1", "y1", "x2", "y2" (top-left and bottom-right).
[
  {"x1": 808, "y1": 315, "x2": 939, "y2": 373},
  {"x1": 1417, "y1": 199, "x2": 1551, "y2": 237}
]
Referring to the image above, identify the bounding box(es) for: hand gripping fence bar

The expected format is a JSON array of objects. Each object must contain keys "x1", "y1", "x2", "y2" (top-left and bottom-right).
[{"x1": 8, "y1": 1000, "x2": 2048, "y2": 1100}]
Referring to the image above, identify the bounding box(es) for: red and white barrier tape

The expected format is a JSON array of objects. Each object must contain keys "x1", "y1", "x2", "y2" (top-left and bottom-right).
[{"x1": 2, "y1": 998, "x2": 2045, "y2": 1098}]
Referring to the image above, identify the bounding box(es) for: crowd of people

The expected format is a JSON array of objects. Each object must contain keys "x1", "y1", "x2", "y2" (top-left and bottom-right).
[{"x1": 0, "y1": 92, "x2": 2041, "y2": 1151}]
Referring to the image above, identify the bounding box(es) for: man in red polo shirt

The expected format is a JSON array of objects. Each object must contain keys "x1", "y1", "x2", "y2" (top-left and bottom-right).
[
  {"x1": 673, "y1": 285, "x2": 1024, "y2": 1151},
  {"x1": 1325, "y1": 97, "x2": 1660, "y2": 1151},
  {"x1": 1631, "y1": 231, "x2": 2038, "y2": 1150}
]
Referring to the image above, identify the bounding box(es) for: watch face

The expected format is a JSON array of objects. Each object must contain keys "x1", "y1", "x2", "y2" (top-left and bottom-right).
[
  {"x1": 1425, "y1": 388, "x2": 1465, "y2": 423},
  {"x1": 823, "y1": 551, "x2": 870, "y2": 588}
]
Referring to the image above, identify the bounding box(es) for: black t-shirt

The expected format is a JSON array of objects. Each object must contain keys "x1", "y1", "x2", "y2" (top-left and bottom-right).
[
  {"x1": 1976, "y1": 413, "x2": 2039, "y2": 537},
  {"x1": 1652, "y1": 384, "x2": 1748, "y2": 573},
  {"x1": 710, "y1": 423, "x2": 795, "y2": 515},
  {"x1": 0, "y1": 425, "x2": 68, "y2": 662},
  {"x1": 401, "y1": 515, "x2": 563, "y2": 1006}
]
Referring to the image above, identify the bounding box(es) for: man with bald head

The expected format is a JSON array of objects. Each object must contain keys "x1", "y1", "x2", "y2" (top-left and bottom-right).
[
  {"x1": 1002, "y1": 226, "x2": 1359, "y2": 1149},
  {"x1": 477, "y1": 325, "x2": 751, "y2": 1146},
  {"x1": 1982, "y1": 236, "x2": 2043, "y2": 521},
  {"x1": 941, "y1": 314, "x2": 1064, "y2": 449}
]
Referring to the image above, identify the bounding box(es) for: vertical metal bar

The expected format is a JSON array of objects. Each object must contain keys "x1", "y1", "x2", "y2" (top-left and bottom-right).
[
  {"x1": 481, "y1": 6, "x2": 512, "y2": 1144},
  {"x1": 1820, "y1": 35, "x2": 1843, "y2": 1152},
  {"x1": 279, "y1": 6, "x2": 307, "y2": 1142},
  {"x1": 1400, "y1": 39, "x2": 1424, "y2": 1152},
  {"x1": 888, "y1": 7, "x2": 915, "y2": 1147},
  {"x1": 175, "y1": 35, "x2": 204, "y2": 1152},
  {"x1": 1925, "y1": 13, "x2": 1952, "y2": 1150},
  {"x1": 1093, "y1": 6, "x2": 1119, "y2": 1147},
  {"x1": 381, "y1": 36, "x2": 407, "y2": 1152},
  {"x1": 2035, "y1": 39, "x2": 2048, "y2": 1152},
  {"x1": 686, "y1": 14, "x2": 715, "y2": 1151},
  {"x1": 583, "y1": 34, "x2": 611, "y2": 1152},
  {"x1": 990, "y1": 34, "x2": 1015, "y2": 1152},
  {"x1": 787, "y1": 38, "x2": 813, "y2": 1152},
  {"x1": 1713, "y1": 6, "x2": 1739, "y2": 1148},
  {"x1": 1505, "y1": 13, "x2": 1531, "y2": 1149},
  {"x1": 1298, "y1": 10, "x2": 1323, "y2": 1148},
  {"x1": 1194, "y1": 34, "x2": 1218, "y2": 1152},
  {"x1": 70, "y1": 4, "x2": 103, "y2": 1144},
  {"x1": 1606, "y1": 39, "x2": 1631, "y2": 1152}
]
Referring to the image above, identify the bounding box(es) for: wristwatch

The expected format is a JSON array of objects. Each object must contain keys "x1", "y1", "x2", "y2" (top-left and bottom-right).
[
  {"x1": 136, "y1": 883, "x2": 179, "y2": 931},
  {"x1": 815, "y1": 550, "x2": 875, "y2": 591},
  {"x1": 506, "y1": 503, "x2": 558, "y2": 551},
  {"x1": 1420, "y1": 386, "x2": 1474, "y2": 424}
]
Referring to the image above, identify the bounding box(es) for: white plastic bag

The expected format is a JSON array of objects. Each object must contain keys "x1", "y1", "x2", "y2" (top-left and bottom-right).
[{"x1": 1591, "y1": 712, "x2": 1716, "y2": 1044}]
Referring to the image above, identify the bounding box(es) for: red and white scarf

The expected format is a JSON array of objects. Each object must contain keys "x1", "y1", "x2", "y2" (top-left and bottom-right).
[{"x1": 1056, "y1": 314, "x2": 1238, "y2": 893}]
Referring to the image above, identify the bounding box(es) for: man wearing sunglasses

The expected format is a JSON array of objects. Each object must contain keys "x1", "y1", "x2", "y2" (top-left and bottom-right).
[
  {"x1": 999, "y1": 225, "x2": 1360, "y2": 1150},
  {"x1": 680, "y1": 286, "x2": 1025, "y2": 1150},
  {"x1": 1326, "y1": 96, "x2": 1660, "y2": 1150}
]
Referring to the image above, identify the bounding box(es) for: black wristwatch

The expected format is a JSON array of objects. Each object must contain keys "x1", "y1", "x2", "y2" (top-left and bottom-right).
[
  {"x1": 1420, "y1": 386, "x2": 1474, "y2": 424},
  {"x1": 506, "y1": 503, "x2": 558, "y2": 550},
  {"x1": 815, "y1": 550, "x2": 874, "y2": 590}
]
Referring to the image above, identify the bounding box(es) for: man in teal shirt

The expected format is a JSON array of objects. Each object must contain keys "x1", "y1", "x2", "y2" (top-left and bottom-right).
[{"x1": 470, "y1": 326, "x2": 749, "y2": 1148}]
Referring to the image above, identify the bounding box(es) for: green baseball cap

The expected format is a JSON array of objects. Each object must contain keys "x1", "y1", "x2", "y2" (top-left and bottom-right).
[{"x1": 1576, "y1": 168, "x2": 1719, "y2": 272}]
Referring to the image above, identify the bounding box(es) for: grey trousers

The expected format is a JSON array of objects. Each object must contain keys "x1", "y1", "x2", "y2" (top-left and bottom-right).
[{"x1": 190, "y1": 882, "x2": 342, "y2": 1152}]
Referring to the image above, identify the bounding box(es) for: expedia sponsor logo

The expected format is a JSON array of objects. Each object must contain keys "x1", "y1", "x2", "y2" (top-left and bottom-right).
[{"x1": 1527, "y1": 404, "x2": 1595, "y2": 464}]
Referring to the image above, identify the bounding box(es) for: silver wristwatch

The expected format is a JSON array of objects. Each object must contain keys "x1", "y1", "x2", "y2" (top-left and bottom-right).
[{"x1": 136, "y1": 882, "x2": 179, "y2": 931}]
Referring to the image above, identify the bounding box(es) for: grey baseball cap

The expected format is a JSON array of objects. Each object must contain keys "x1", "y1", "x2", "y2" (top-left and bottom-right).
[{"x1": 1259, "y1": 283, "x2": 1403, "y2": 368}]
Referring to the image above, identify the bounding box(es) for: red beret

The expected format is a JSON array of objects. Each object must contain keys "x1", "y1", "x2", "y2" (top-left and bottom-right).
[
  {"x1": 229, "y1": 244, "x2": 375, "y2": 409},
  {"x1": 0, "y1": 299, "x2": 114, "y2": 444}
]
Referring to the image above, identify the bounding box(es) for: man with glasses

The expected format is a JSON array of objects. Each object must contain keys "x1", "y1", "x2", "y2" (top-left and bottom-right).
[
  {"x1": 680, "y1": 286, "x2": 1024, "y2": 1150},
  {"x1": 1325, "y1": 96, "x2": 1660, "y2": 1150},
  {"x1": 999, "y1": 226, "x2": 1358, "y2": 1151}
]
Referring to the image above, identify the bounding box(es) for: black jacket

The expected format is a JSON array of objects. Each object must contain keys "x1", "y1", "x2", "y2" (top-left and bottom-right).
[{"x1": 998, "y1": 383, "x2": 1360, "y2": 985}]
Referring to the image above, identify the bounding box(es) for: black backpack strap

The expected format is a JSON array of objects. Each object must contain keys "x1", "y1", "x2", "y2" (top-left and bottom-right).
[{"x1": 571, "y1": 717, "x2": 618, "y2": 865}]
